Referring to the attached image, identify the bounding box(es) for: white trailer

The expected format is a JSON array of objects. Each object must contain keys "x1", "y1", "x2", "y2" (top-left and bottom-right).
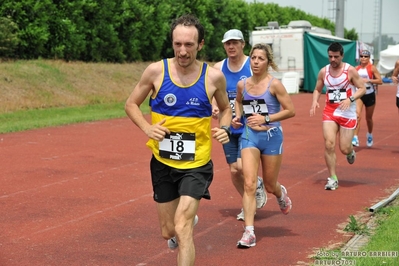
[{"x1": 249, "y1": 20, "x2": 346, "y2": 87}]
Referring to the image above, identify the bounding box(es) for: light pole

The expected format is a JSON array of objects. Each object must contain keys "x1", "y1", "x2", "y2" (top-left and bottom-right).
[
  {"x1": 377, "y1": 0, "x2": 382, "y2": 60},
  {"x1": 335, "y1": 0, "x2": 345, "y2": 38}
]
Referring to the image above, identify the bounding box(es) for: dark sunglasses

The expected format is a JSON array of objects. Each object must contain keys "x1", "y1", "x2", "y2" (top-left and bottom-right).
[{"x1": 360, "y1": 55, "x2": 370, "y2": 58}]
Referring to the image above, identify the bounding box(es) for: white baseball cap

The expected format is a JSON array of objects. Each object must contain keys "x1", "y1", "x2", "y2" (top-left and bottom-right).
[
  {"x1": 222, "y1": 29, "x2": 244, "y2": 43},
  {"x1": 361, "y1": 50, "x2": 371, "y2": 56}
]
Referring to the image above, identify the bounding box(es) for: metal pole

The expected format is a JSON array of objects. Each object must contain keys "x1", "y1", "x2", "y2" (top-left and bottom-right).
[
  {"x1": 369, "y1": 188, "x2": 399, "y2": 212},
  {"x1": 335, "y1": 0, "x2": 345, "y2": 38},
  {"x1": 377, "y1": 0, "x2": 383, "y2": 60}
]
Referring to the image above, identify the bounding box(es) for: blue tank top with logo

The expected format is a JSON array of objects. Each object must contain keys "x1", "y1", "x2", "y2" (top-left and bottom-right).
[{"x1": 221, "y1": 57, "x2": 252, "y2": 135}]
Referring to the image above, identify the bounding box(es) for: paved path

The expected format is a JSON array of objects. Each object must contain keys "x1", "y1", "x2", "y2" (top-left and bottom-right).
[{"x1": 1, "y1": 85, "x2": 398, "y2": 266}]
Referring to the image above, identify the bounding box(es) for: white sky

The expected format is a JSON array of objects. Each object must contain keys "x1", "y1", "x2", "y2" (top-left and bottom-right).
[{"x1": 251, "y1": 0, "x2": 399, "y2": 43}]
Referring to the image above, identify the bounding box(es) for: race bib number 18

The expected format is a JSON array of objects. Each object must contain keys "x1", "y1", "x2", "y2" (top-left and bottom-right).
[{"x1": 159, "y1": 132, "x2": 196, "y2": 161}]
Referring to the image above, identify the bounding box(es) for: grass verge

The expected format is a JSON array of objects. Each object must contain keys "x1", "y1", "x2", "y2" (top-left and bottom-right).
[
  {"x1": 0, "y1": 101, "x2": 151, "y2": 134},
  {"x1": 312, "y1": 202, "x2": 399, "y2": 265}
]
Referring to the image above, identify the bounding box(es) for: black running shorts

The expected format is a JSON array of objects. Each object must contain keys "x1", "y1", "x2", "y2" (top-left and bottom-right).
[
  {"x1": 150, "y1": 156, "x2": 213, "y2": 203},
  {"x1": 360, "y1": 92, "x2": 376, "y2": 107}
]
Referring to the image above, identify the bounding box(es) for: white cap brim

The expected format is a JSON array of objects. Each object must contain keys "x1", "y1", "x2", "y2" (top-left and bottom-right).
[{"x1": 222, "y1": 37, "x2": 242, "y2": 43}]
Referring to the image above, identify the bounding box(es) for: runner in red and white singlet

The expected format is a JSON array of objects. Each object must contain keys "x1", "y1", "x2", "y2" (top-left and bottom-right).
[
  {"x1": 392, "y1": 59, "x2": 399, "y2": 113},
  {"x1": 323, "y1": 62, "x2": 357, "y2": 129},
  {"x1": 310, "y1": 42, "x2": 366, "y2": 191}
]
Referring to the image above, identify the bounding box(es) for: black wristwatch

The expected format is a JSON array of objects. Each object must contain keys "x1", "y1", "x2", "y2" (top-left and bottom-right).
[
  {"x1": 349, "y1": 96, "x2": 355, "y2": 102},
  {"x1": 220, "y1": 126, "x2": 231, "y2": 137},
  {"x1": 264, "y1": 114, "x2": 270, "y2": 125}
]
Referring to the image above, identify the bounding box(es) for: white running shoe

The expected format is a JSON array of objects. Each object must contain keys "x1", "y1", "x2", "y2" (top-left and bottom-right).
[
  {"x1": 236, "y1": 208, "x2": 257, "y2": 221},
  {"x1": 325, "y1": 177, "x2": 338, "y2": 190},
  {"x1": 237, "y1": 229, "x2": 256, "y2": 248},
  {"x1": 167, "y1": 215, "x2": 198, "y2": 249},
  {"x1": 352, "y1": 135, "x2": 359, "y2": 147},
  {"x1": 277, "y1": 185, "x2": 292, "y2": 215},
  {"x1": 236, "y1": 208, "x2": 245, "y2": 221},
  {"x1": 256, "y1": 176, "x2": 267, "y2": 209}
]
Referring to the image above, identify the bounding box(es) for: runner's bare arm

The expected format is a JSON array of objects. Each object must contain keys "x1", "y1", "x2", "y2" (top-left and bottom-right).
[
  {"x1": 310, "y1": 68, "x2": 325, "y2": 116},
  {"x1": 371, "y1": 65, "x2": 382, "y2": 85},
  {"x1": 232, "y1": 80, "x2": 244, "y2": 129},
  {"x1": 349, "y1": 66, "x2": 366, "y2": 100},
  {"x1": 210, "y1": 68, "x2": 231, "y2": 144},
  {"x1": 270, "y1": 79, "x2": 295, "y2": 122},
  {"x1": 125, "y1": 62, "x2": 170, "y2": 140},
  {"x1": 392, "y1": 60, "x2": 399, "y2": 84},
  {"x1": 210, "y1": 61, "x2": 223, "y2": 119}
]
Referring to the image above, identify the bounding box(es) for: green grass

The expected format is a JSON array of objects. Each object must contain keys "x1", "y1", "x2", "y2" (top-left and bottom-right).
[
  {"x1": 0, "y1": 101, "x2": 150, "y2": 134},
  {"x1": 343, "y1": 215, "x2": 370, "y2": 236},
  {"x1": 312, "y1": 205, "x2": 399, "y2": 265},
  {"x1": 348, "y1": 206, "x2": 399, "y2": 265}
]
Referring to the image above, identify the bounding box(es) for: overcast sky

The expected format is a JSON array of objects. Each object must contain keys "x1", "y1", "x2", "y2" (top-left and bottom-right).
[{"x1": 250, "y1": 0, "x2": 399, "y2": 43}]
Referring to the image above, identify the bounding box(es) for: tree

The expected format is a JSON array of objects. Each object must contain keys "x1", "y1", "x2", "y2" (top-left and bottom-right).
[
  {"x1": 118, "y1": 0, "x2": 172, "y2": 61},
  {"x1": 0, "y1": 0, "x2": 53, "y2": 59},
  {"x1": 0, "y1": 16, "x2": 19, "y2": 58},
  {"x1": 344, "y1": 28, "x2": 359, "y2": 41},
  {"x1": 0, "y1": 0, "x2": 362, "y2": 62},
  {"x1": 371, "y1": 34, "x2": 397, "y2": 58}
]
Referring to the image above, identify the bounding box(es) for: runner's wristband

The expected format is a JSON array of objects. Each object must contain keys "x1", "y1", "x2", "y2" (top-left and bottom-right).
[{"x1": 220, "y1": 126, "x2": 231, "y2": 138}]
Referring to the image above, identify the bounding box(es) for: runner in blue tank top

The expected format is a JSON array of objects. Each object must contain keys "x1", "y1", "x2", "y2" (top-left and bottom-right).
[
  {"x1": 212, "y1": 30, "x2": 267, "y2": 222},
  {"x1": 232, "y1": 43, "x2": 296, "y2": 248},
  {"x1": 125, "y1": 15, "x2": 232, "y2": 265}
]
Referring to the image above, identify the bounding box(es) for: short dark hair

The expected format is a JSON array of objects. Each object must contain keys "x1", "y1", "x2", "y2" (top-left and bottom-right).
[
  {"x1": 328, "y1": 42, "x2": 344, "y2": 55},
  {"x1": 170, "y1": 14, "x2": 205, "y2": 45}
]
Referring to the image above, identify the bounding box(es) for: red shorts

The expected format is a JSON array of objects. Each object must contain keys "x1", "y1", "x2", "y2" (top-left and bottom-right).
[{"x1": 322, "y1": 112, "x2": 357, "y2": 129}]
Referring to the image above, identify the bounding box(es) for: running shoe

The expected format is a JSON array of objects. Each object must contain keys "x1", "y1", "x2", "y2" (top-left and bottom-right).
[
  {"x1": 167, "y1": 215, "x2": 198, "y2": 250},
  {"x1": 237, "y1": 229, "x2": 256, "y2": 248},
  {"x1": 366, "y1": 132, "x2": 373, "y2": 147},
  {"x1": 325, "y1": 177, "x2": 338, "y2": 190},
  {"x1": 352, "y1": 135, "x2": 359, "y2": 147},
  {"x1": 236, "y1": 208, "x2": 245, "y2": 221},
  {"x1": 277, "y1": 185, "x2": 292, "y2": 215},
  {"x1": 237, "y1": 209, "x2": 256, "y2": 221},
  {"x1": 256, "y1": 176, "x2": 267, "y2": 209},
  {"x1": 236, "y1": 208, "x2": 257, "y2": 221},
  {"x1": 346, "y1": 150, "x2": 356, "y2": 164},
  {"x1": 167, "y1": 236, "x2": 178, "y2": 250}
]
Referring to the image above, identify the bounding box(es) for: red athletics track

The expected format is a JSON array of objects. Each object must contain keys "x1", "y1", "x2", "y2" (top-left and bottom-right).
[{"x1": 1, "y1": 84, "x2": 398, "y2": 266}]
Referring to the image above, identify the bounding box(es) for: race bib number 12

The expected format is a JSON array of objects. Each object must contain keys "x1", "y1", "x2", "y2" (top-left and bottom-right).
[{"x1": 242, "y1": 99, "x2": 268, "y2": 117}]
